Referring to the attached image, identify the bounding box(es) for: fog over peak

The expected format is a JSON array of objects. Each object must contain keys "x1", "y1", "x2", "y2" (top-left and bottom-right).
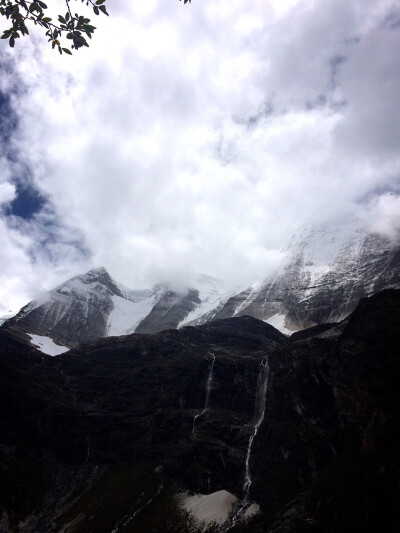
[{"x1": 0, "y1": 0, "x2": 399, "y2": 314}]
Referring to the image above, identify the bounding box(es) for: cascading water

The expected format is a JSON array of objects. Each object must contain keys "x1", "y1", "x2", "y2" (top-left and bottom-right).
[
  {"x1": 192, "y1": 352, "x2": 216, "y2": 437},
  {"x1": 225, "y1": 356, "x2": 270, "y2": 530},
  {"x1": 243, "y1": 357, "x2": 269, "y2": 503}
]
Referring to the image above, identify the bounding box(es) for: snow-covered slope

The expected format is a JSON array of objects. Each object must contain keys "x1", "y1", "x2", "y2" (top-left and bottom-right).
[
  {"x1": 177, "y1": 275, "x2": 234, "y2": 328},
  {"x1": 27, "y1": 334, "x2": 69, "y2": 356},
  {"x1": 2, "y1": 267, "x2": 126, "y2": 347},
  {"x1": 107, "y1": 290, "x2": 156, "y2": 337},
  {"x1": 1, "y1": 269, "x2": 228, "y2": 347},
  {"x1": 3, "y1": 217, "x2": 398, "y2": 345}
]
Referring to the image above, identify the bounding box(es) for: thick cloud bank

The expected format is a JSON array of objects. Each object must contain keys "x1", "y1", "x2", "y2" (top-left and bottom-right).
[{"x1": 0, "y1": 0, "x2": 399, "y2": 313}]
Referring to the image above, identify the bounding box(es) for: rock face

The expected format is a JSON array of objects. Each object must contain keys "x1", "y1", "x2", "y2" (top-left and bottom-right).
[
  {"x1": 0, "y1": 290, "x2": 399, "y2": 533},
  {"x1": 251, "y1": 289, "x2": 400, "y2": 533},
  {"x1": 0, "y1": 316, "x2": 285, "y2": 533},
  {"x1": 134, "y1": 288, "x2": 201, "y2": 334},
  {"x1": 201, "y1": 221, "x2": 400, "y2": 332}
]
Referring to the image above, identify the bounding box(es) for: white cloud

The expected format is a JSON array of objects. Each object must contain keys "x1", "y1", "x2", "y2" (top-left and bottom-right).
[
  {"x1": 364, "y1": 193, "x2": 400, "y2": 243},
  {"x1": 0, "y1": 0, "x2": 399, "y2": 312},
  {"x1": 0, "y1": 182, "x2": 15, "y2": 204}
]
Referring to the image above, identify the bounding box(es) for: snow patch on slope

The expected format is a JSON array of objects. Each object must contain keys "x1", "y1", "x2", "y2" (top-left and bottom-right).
[
  {"x1": 107, "y1": 292, "x2": 157, "y2": 337},
  {"x1": 234, "y1": 280, "x2": 263, "y2": 316},
  {"x1": 178, "y1": 275, "x2": 232, "y2": 328},
  {"x1": 178, "y1": 490, "x2": 237, "y2": 529},
  {"x1": 28, "y1": 334, "x2": 69, "y2": 356},
  {"x1": 178, "y1": 490, "x2": 260, "y2": 531},
  {"x1": 265, "y1": 313, "x2": 294, "y2": 335}
]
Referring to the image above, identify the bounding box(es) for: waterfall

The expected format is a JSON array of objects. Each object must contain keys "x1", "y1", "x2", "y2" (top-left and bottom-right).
[
  {"x1": 243, "y1": 357, "x2": 269, "y2": 503},
  {"x1": 192, "y1": 352, "x2": 216, "y2": 436},
  {"x1": 225, "y1": 356, "x2": 269, "y2": 530}
]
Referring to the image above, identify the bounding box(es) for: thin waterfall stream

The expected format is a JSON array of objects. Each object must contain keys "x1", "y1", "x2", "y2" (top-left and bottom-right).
[
  {"x1": 192, "y1": 352, "x2": 216, "y2": 437},
  {"x1": 225, "y1": 356, "x2": 270, "y2": 530}
]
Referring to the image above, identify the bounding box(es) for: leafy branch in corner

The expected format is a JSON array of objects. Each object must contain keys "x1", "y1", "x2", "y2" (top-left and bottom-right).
[{"x1": 0, "y1": 0, "x2": 109, "y2": 55}]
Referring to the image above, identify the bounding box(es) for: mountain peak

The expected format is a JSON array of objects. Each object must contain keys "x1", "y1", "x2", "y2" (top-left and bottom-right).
[
  {"x1": 81, "y1": 266, "x2": 111, "y2": 282},
  {"x1": 86, "y1": 266, "x2": 109, "y2": 276}
]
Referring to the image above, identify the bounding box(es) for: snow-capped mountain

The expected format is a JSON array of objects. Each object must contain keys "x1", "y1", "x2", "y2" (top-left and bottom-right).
[
  {"x1": 193, "y1": 218, "x2": 400, "y2": 332},
  {"x1": 2, "y1": 218, "x2": 399, "y2": 351},
  {"x1": 1, "y1": 268, "x2": 228, "y2": 349}
]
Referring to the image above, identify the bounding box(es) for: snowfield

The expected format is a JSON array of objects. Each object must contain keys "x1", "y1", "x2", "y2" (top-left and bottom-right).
[
  {"x1": 107, "y1": 293, "x2": 158, "y2": 337},
  {"x1": 28, "y1": 334, "x2": 69, "y2": 356},
  {"x1": 177, "y1": 490, "x2": 260, "y2": 531}
]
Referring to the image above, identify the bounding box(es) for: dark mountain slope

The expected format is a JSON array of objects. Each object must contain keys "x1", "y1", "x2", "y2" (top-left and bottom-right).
[
  {"x1": 251, "y1": 289, "x2": 400, "y2": 532},
  {"x1": 0, "y1": 292, "x2": 399, "y2": 533},
  {"x1": 0, "y1": 316, "x2": 284, "y2": 532}
]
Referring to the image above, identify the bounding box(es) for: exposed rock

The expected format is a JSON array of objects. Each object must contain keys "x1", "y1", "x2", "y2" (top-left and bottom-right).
[
  {"x1": 135, "y1": 288, "x2": 201, "y2": 334},
  {"x1": 251, "y1": 289, "x2": 400, "y2": 533}
]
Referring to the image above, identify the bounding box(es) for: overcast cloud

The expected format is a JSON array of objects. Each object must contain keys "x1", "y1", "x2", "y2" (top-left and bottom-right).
[{"x1": 0, "y1": 0, "x2": 399, "y2": 314}]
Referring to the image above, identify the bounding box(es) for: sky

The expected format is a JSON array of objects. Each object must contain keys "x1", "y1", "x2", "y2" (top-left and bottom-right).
[{"x1": 0, "y1": 0, "x2": 399, "y2": 314}]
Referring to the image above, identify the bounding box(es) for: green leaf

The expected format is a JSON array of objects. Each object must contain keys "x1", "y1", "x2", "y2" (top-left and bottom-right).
[
  {"x1": 62, "y1": 47, "x2": 72, "y2": 55},
  {"x1": 93, "y1": 6, "x2": 99, "y2": 15},
  {"x1": 38, "y1": 1, "x2": 47, "y2": 8},
  {"x1": 99, "y1": 5, "x2": 108, "y2": 15},
  {"x1": 9, "y1": 36, "x2": 14, "y2": 47},
  {"x1": 96, "y1": 0, "x2": 106, "y2": 4}
]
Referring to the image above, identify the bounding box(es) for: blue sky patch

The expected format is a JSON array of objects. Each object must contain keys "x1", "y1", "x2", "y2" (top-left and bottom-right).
[{"x1": 7, "y1": 182, "x2": 46, "y2": 220}]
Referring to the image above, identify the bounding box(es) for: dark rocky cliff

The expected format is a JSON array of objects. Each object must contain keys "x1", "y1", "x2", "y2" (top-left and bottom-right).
[
  {"x1": 0, "y1": 291, "x2": 399, "y2": 533},
  {"x1": 251, "y1": 289, "x2": 400, "y2": 532}
]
